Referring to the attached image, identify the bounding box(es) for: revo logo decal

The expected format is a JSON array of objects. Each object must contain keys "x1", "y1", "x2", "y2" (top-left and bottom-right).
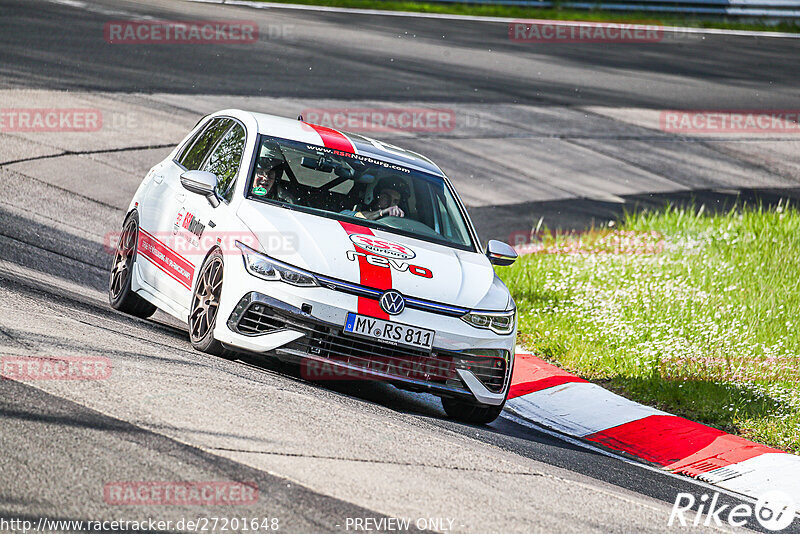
[
  {"x1": 349, "y1": 234, "x2": 415, "y2": 260},
  {"x1": 346, "y1": 250, "x2": 432, "y2": 279}
]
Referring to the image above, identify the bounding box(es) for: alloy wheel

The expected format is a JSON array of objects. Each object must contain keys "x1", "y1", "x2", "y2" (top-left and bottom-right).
[{"x1": 190, "y1": 255, "x2": 223, "y2": 342}]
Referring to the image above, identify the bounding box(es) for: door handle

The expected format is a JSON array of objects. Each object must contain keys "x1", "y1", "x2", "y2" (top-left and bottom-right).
[
  {"x1": 153, "y1": 174, "x2": 164, "y2": 184},
  {"x1": 175, "y1": 193, "x2": 185, "y2": 203}
]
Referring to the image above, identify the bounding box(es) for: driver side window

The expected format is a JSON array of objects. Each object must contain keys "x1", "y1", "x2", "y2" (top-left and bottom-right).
[
  {"x1": 178, "y1": 118, "x2": 232, "y2": 171},
  {"x1": 202, "y1": 122, "x2": 246, "y2": 203}
]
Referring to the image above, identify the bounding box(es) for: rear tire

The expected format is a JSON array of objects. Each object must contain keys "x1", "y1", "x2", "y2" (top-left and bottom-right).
[
  {"x1": 189, "y1": 250, "x2": 233, "y2": 357},
  {"x1": 108, "y1": 212, "x2": 157, "y2": 319},
  {"x1": 441, "y1": 397, "x2": 505, "y2": 425}
]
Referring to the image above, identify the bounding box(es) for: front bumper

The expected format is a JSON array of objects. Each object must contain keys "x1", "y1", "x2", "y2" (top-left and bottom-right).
[{"x1": 222, "y1": 291, "x2": 513, "y2": 405}]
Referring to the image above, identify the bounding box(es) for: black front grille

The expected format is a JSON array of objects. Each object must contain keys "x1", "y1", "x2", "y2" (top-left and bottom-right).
[
  {"x1": 290, "y1": 326, "x2": 461, "y2": 387},
  {"x1": 237, "y1": 303, "x2": 286, "y2": 335},
  {"x1": 233, "y1": 300, "x2": 506, "y2": 393}
]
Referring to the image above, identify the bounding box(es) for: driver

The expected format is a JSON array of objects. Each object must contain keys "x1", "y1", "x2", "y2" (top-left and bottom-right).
[
  {"x1": 348, "y1": 178, "x2": 409, "y2": 221},
  {"x1": 252, "y1": 156, "x2": 294, "y2": 203}
]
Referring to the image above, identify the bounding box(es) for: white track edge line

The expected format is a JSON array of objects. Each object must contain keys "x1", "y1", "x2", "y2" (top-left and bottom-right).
[{"x1": 189, "y1": 0, "x2": 800, "y2": 39}]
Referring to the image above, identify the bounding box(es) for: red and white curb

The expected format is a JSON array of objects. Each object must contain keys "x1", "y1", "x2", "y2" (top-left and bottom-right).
[{"x1": 506, "y1": 347, "x2": 800, "y2": 504}]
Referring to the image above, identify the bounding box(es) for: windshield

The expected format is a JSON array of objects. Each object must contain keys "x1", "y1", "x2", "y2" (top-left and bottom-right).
[{"x1": 246, "y1": 135, "x2": 475, "y2": 250}]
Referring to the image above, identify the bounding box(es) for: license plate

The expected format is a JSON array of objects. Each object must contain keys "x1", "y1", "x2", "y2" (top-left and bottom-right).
[{"x1": 343, "y1": 313, "x2": 435, "y2": 351}]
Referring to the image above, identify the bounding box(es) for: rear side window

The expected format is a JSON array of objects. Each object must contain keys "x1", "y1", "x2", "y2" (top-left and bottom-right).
[
  {"x1": 202, "y1": 122, "x2": 246, "y2": 202},
  {"x1": 178, "y1": 118, "x2": 233, "y2": 170}
]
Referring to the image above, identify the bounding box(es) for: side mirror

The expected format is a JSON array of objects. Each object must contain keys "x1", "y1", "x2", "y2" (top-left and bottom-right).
[
  {"x1": 180, "y1": 170, "x2": 220, "y2": 207},
  {"x1": 486, "y1": 240, "x2": 518, "y2": 266}
]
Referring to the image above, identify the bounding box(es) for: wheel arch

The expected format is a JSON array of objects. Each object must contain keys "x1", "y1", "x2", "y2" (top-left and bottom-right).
[{"x1": 192, "y1": 245, "x2": 225, "y2": 294}]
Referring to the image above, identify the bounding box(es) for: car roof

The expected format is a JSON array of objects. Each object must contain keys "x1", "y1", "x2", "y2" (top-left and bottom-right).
[{"x1": 233, "y1": 110, "x2": 446, "y2": 177}]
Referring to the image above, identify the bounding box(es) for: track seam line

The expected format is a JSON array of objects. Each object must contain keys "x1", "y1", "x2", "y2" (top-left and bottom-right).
[
  {"x1": 0, "y1": 231, "x2": 108, "y2": 271},
  {"x1": 207, "y1": 448, "x2": 548, "y2": 475},
  {"x1": 0, "y1": 143, "x2": 175, "y2": 167},
  {"x1": 563, "y1": 105, "x2": 799, "y2": 190},
  {"x1": 0, "y1": 199, "x2": 114, "y2": 243},
  {"x1": 581, "y1": 103, "x2": 800, "y2": 182},
  {"x1": 0, "y1": 167, "x2": 125, "y2": 212}
]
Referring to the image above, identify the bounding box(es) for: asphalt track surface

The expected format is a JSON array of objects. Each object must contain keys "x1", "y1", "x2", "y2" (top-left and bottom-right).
[{"x1": 1, "y1": 0, "x2": 800, "y2": 532}]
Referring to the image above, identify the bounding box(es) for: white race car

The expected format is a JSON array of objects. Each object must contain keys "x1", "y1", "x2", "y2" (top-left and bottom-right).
[{"x1": 109, "y1": 109, "x2": 518, "y2": 424}]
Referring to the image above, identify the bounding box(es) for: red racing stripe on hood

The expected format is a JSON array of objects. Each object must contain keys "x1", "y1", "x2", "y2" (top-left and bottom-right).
[
  {"x1": 339, "y1": 221, "x2": 391, "y2": 320},
  {"x1": 304, "y1": 123, "x2": 355, "y2": 153}
]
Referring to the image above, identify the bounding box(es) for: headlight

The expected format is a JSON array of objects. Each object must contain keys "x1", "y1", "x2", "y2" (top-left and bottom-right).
[
  {"x1": 235, "y1": 241, "x2": 319, "y2": 287},
  {"x1": 461, "y1": 309, "x2": 515, "y2": 335}
]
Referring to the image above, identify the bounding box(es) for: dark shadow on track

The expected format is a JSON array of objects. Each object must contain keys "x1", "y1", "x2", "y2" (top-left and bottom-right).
[{"x1": 471, "y1": 186, "x2": 800, "y2": 243}]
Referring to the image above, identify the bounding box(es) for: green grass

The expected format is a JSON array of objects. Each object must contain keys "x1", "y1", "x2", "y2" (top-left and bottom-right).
[
  {"x1": 255, "y1": 0, "x2": 800, "y2": 33},
  {"x1": 500, "y1": 203, "x2": 800, "y2": 453}
]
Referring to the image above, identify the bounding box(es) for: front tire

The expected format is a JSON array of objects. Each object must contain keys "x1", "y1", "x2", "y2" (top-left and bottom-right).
[
  {"x1": 189, "y1": 249, "x2": 229, "y2": 356},
  {"x1": 441, "y1": 397, "x2": 505, "y2": 425},
  {"x1": 108, "y1": 213, "x2": 156, "y2": 319}
]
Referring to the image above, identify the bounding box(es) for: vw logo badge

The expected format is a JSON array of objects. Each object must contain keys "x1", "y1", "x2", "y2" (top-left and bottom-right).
[{"x1": 379, "y1": 290, "x2": 405, "y2": 315}]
